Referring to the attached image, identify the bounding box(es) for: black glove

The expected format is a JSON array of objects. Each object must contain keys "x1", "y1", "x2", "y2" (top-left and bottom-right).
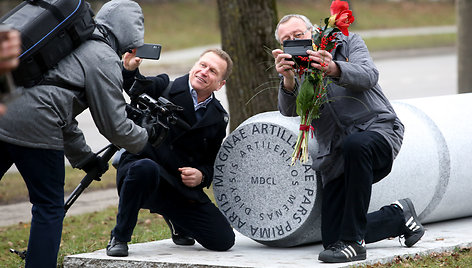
[
  {"x1": 141, "y1": 115, "x2": 169, "y2": 148},
  {"x1": 81, "y1": 154, "x2": 109, "y2": 178},
  {"x1": 127, "y1": 78, "x2": 152, "y2": 99}
]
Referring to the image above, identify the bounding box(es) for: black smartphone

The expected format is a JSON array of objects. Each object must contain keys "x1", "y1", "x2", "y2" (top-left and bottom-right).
[
  {"x1": 283, "y1": 39, "x2": 313, "y2": 67},
  {"x1": 135, "y1": 43, "x2": 161, "y2": 60}
]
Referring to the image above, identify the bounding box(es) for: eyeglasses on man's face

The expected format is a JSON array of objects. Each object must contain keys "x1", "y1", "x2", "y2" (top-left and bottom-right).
[{"x1": 280, "y1": 28, "x2": 310, "y2": 45}]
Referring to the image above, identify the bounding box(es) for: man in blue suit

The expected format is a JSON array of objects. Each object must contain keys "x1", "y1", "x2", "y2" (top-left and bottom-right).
[{"x1": 107, "y1": 48, "x2": 235, "y2": 256}]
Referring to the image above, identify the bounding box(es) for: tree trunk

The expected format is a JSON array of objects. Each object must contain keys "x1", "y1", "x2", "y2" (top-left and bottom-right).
[
  {"x1": 457, "y1": 0, "x2": 472, "y2": 93},
  {"x1": 217, "y1": 0, "x2": 279, "y2": 131}
]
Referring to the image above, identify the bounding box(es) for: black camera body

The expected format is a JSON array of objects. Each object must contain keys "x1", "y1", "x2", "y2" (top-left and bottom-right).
[
  {"x1": 283, "y1": 39, "x2": 313, "y2": 68},
  {"x1": 126, "y1": 93, "x2": 190, "y2": 132}
]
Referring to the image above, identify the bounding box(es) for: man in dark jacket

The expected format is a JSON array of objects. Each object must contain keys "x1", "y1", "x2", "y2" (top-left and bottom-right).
[
  {"x1": 273, "y1": 14, "x2": 425, "y2": 263},
  {"x1": 106, "y1": 48, "x2": 235, "y2": 257},
  {"x1": 0, "y1": 1, "x2": 163, "y2": 267}
]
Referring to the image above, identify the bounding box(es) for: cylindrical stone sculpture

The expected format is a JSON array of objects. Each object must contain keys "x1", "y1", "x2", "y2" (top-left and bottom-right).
[
  {"x1": 213, "y1": 93, "x2": 472, "y2": 247},
  {"x1": 213, "y1": 113, "x2": 321, "y2": 247}
]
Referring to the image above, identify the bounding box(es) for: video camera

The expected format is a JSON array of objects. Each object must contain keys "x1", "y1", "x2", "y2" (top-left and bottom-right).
[
  {"x1": 126, "y1": 93, "x2": 190, "y2": 131},
  {"x1": 126, "y1": 78, "x2": 190, "y2": 132}
]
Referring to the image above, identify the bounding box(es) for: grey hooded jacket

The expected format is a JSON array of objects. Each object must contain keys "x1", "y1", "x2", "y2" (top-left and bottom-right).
[
  {"x1": 0, "y1": 0, "x2": 148, "y2": 167},
  {"x1": 278, "y1": 33, "x2": 404, "y2": 186}
]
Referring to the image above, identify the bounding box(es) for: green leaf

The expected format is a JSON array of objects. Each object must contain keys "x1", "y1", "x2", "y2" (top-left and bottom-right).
[
  {"x1": 313, "y1": 34, "x2": 322, "y2": 49},
  {"x1": 296, "y1": 76, "x2": 316, "y2": 116},
  {"x1": 324, "y1": 17, "x2": 330, "y2": 25},
  {"x1": 323, "y1": 27, "x2": 335, "y2": 37}
]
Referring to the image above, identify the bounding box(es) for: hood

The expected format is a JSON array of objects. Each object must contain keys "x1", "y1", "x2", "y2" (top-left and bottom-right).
[{"x1": 95, "y1": 0, "x2": 144, "y2": 55}]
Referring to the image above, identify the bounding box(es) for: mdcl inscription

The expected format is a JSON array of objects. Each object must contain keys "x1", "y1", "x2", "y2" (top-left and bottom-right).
[{"x1": 213, "y1": 122, "x2": 318, "y2": 242}]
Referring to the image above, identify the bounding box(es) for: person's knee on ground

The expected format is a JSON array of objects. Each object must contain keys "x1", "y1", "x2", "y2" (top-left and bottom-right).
[
  {"x1": 182, "y1": 212, "x2": 235, "y2": 251},
  {"x1": 198, "y1": 227, "x2": 235, "y2": 251}
]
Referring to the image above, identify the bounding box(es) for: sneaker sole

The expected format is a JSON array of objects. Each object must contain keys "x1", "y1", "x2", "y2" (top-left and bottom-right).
[
  {"x1": 106, "y1": 251, "x2": 128, "y2": 257},
  {"x1": 405, "y1": 228, "x2": 425, "y2": 247},
  {"x1": 319, "y1": 253, "x2": 367, "y2": 263},
  {"x1": 106, "y1": 248, "x2": 129, "y2": 257}
]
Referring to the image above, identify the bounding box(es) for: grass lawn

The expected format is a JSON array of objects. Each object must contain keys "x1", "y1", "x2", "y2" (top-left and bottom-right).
[
  {"x1": 138, "y1": 0, "x2": 456, "y2": 52},
  {"x1": 0, "y1": 206, "x2": 170, "y2": 267}
]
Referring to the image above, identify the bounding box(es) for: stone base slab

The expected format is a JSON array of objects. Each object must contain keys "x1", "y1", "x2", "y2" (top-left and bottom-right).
[{"x1": 64, "y1": 217, "x2": 472, "y2": 268}]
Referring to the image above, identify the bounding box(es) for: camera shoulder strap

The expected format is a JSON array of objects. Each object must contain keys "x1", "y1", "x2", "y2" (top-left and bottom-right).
[{"x1": 161, "y1": 80, "x2": 173, "y2": 99}]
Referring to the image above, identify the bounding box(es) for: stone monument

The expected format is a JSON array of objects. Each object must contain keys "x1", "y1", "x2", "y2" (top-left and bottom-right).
[
  {"x1": 213, "y1": 113, "x2": 321, "y2": 247},
  {"x1": 213, "y1": 93, "x2": 472, "y2": 247}
]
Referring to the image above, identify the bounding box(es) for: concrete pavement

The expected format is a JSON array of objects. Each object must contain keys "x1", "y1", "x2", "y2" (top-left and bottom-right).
[{"x1": 64, "y1": 216, "x2": 472, "y2": 267}]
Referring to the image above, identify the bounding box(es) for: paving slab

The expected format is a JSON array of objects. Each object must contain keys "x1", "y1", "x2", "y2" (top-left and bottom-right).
[{"x1": 64, "y1": 216, "x2": 472, "y2": 268}]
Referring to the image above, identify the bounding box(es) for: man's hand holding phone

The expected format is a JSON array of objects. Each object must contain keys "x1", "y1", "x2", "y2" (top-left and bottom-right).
[
  {"x1": 283, "y1": 39, "x2": 313, "y2": 68},
  {"x1": 123, "y1": 43, "x2": 162, "y2": 71},
  {"x1": 135, "y1": 43, "x2": 161, "y2": 60},
  {"x1": 123, "y1": 48, "x2": 142, "y2": 71}
]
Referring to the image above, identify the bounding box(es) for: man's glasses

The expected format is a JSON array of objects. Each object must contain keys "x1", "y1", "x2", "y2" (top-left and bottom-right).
[{"x1": 280, "y1": 28, "x2": 311, "y2": 45}]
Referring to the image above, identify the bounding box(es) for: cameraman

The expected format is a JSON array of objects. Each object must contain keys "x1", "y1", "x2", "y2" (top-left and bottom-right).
[
  {"x1": 0, "y1": 1, "x2": 163, "y2": 267},
  {"x1": 273, "y1": 14, "x2": 424, "y2": 263},
  {"x1": 106, "y1": 48, "x2": 235, "y2": 256}
]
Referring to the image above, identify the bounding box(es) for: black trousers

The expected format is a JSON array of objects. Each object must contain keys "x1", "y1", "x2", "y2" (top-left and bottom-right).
[
  {"x1": 321, "y1": 131, "x2": 405, "y2": 248},
  {"x1": 0, "y1": 141, "x2": 65, "y2": 268},
  {"x1": 112, "y1": 158, "x2": 235, "y2": 251}
]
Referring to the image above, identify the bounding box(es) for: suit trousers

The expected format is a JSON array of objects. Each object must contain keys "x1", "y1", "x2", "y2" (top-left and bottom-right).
[
  {"x1": 321, "y1": 131, "x2": 405, "y2": 248},
  {"x1": 0, "y1": 141, "x2": 65, "y2": 268},
  {"x1": 112, "y1": 158, "x2": 235, "y2": 251}
]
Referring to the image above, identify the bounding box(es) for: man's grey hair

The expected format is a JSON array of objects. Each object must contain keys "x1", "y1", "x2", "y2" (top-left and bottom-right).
[{"x1": 275, "y1": 14, "x2": 313, "y2": 43}]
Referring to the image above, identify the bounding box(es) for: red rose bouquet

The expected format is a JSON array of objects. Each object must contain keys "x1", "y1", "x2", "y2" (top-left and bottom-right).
[{"x1": 291, "y1": 0, "x2": 355, "y2": 165}]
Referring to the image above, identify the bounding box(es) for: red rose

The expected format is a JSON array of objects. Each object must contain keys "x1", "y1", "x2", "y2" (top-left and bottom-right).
[
  {"x1": 330, "y1": 0, "x2": 355, "y2": 36},
  {"x1": 335, "y1": 10, "x2": 355, "y2": 36},
  {"x1": 330, "y1": 0, "x2": 349, "y2": 15}
]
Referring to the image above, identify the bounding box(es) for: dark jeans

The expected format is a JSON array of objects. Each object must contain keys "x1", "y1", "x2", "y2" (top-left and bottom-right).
[
  {"x1": 0, "y1": 141, "x2": 65, "y2": 268},
  {"x1": 321, "y1": 131, "x2": 405, "y2": 248},
  {"x1": 112, "y1": 158, "x2": 235, "y2": 251}
]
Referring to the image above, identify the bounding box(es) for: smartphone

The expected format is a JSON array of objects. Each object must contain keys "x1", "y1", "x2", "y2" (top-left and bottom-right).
[
  {"x1": 283, "y1": 39, "x2": 313, "y2": 58},
  {"x1": 283, "y1": 39, "x2": 313, "y2": 67},
  {"x1": 135, "y1": 43, "x2": 161, "y2": 60}
]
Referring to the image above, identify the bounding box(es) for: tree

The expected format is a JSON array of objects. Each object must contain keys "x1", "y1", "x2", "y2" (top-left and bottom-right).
[
  {"x1": 217, "y1": 0, "x2": 279, "y2": 131},
  {"x1": 457, "y1": 0, "x2": 472, "y2": 93}
]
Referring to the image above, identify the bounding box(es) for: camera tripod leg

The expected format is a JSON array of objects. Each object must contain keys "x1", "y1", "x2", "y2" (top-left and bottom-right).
[
  {"x1": 9, "y1": 248, "x2": 26, "y2": 260},
  {"x1": 64, "y1": 144, "x2": 118, "y2": 214}
]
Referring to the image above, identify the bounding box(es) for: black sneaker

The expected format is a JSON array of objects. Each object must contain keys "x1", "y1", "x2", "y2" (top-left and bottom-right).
[
  {"x1": 392, "y1": 198, "x2": 425, "y2": 247},
  {"x1": 164, "y1": 217, "x2": 195, "y2": 246},
  {"x1": 318, "y1": 240, "x2": 366, "y2": 263},
  {"x1": 106, "y1": 236, "x2": 128, "y2": 257}
]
